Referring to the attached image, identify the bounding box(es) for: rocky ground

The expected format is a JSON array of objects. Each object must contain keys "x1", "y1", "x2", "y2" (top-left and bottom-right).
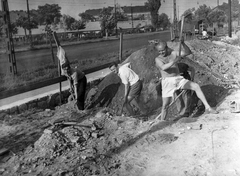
[{"x1": 1, "y1": 37, "x2": 240, "y2": 176}]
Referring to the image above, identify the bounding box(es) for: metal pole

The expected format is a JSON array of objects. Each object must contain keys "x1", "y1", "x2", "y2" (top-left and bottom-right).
[
  {"x1": 173, "y1": 0, "x2": 178, "y2": 38},
  {"x1": 119, "y1": 33, "x2": 123, "y2": 62},
  {"x1": 131, "y1": 4, "x2": 134, "y2": 29},
  {"x1": 58, "y1": 60, "x2": 62, "y2": 105},
  {"x1": 2, "y1": 0, "x2": 17, "y2": 74},
  {"x1": 114, "y1": 0, "x2": 118, "y2": 37},
  {"x1": 26, "y1": 0, "x2": 33, "y2": 48},
  {"x1": 229, "y1": 0, "x2": 232, "y2": 37}
]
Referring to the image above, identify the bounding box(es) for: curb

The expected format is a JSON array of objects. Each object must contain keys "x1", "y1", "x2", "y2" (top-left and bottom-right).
[{"x1": 0, "y1": 78, "x2": 103, "y2": 116}]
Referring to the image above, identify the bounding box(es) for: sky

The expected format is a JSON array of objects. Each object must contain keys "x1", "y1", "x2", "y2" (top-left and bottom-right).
[{"x1": 1, "y1": 0, "x2": 229, "y2": 20}]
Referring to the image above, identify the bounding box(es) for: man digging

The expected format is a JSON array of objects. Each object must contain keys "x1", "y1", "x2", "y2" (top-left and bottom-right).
[
  {"x1": 155, "y1": 40, "x2": 218, "y2": 121},
  {"x1": 62, "y1": 62, "x2": 87, "y2": 111},
  {"x1": 109, "y1": 62, "x2": 147, "y2": 116}
]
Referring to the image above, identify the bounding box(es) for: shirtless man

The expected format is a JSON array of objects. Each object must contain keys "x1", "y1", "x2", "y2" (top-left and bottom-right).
[{"x1": 155, "y1": 40, "x2": 218, "y2": 121}]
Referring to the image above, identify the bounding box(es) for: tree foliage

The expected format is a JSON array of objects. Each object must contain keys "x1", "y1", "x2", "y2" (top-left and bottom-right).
[
  {"x1": 194, "y1": 4, "x2": 212, "y2": 24},
  {"x1": 37, "y1": 4, "x2": 62, "y2": 25},
  {"x1": 99, "y1": 7, "x2": 116, "y2": 34},
  {"x1": 78, "y1": 12, "x2": 95, "y2": 22},
  {"x1": 62, "y1": 15, "x2": 76, "y2": 30},
  {"x1": 15, "y1": 16, "x2": 38, "y2": 36},
  {"x1": 182, "y1": 8, "x2": 195, "y2": 23},
  {"x1": 145, "y1": 0, "x2": 161, "y2": 30},
  {"x1": 157, "y1": 13, "x2": 170, "y2": 29},
  {"x1": 208, "y1": 9, "x2": 226, "y2": 23},
  {"x1": 71, "y1": 20, "x2": 86, "y2": 30}
]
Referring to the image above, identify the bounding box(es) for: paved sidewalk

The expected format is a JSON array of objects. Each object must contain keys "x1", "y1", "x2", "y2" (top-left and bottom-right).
[{"x1": 0, "y1": 68, "x2": 111, "y2": 111}]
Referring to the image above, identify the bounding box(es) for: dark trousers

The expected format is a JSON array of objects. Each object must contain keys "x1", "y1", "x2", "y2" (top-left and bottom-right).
[{"x1": 76, "y1": 76, "x2": 87, "y2": 110}]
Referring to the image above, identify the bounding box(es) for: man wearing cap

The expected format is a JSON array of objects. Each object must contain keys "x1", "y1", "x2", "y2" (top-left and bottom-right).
[
  {"x1": 109, "y1": 62, "x2": 147, "y2": 116},
  {"x1": 62, "y1": 62, "x2": 87, "y2": 111},
  {"x1": 155, "y1": 40, "x2": 218, "y2": 121}
]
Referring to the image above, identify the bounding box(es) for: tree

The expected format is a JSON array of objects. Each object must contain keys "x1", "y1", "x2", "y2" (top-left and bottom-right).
[
  {"x1": 157, "y1": 13, "x2": 170, "y2": 30},
  {"x1": 182, "y1": 8, "x2": 196, "y2": 23},
  {"x1": 37, "y1": 4, "x2": 62, "y2": 25},
  {"x1": 194, "y1": 4, "x2": 212, "y2": 25},
  {"x1": 99, "y1": 7, "x2": 116, "y2": 38},
  {"x1": 15, "y1": 16, "x2": 38, "y2": 38},
  {"x1": 231, "y1": 0, "x2": 239, "y2": 20},
  {"x1": 208, "y1": 9, "x2": 226, "y2": 24},
  {"x1": 10, "y1": 22, "x2": 18, "y2": 35},
  {"x1": 145, "y1": 0, "x2": 161, "y2": 30},
  {"x1": 71, "y1": 20, "x2": 86, "y2": 40},
  {"x1": 62, "y1": 14, "x2": 76, "y2": 30},
  {"x1": 78, "y1": 12, "x2": 95, "y2": 22},
  {"x1": 71, "y1": 20, "x2": 85, "y2": 30}
]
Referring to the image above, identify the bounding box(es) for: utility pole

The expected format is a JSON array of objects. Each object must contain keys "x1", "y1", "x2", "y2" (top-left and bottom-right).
[
  {"x1": 173, "y1": 0, "x2": 178, "y2": 38},
  {"x1": 26, "y1": 0, "x2": 33, "y2": 48},
  {"x1": 1, "y1": 0, "x2": 17, "y2": 74},
  {"x1": 131, "y1": 4, "x2": 133, "y2": 29},
  {"x1": 114, "y1": 0, "x2": 118, "y2": 37},
  {"x1": 228, "y1": 0, "x2": 232, "y2": 37},
  {"x1": 238, "y1": 0, "x2": 240, "y2": 26}
]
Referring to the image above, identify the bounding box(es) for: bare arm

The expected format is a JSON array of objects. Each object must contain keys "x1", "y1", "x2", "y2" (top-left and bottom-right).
[
  {"x1": 155, "y1": 53, "x2": 180, "y2": 71},
  {"x1": 188, "y1": 66, "x2": 195, "y2": 81},
  {"x1": 124, "y1": 83, "x2": 130, "y2": 103},
  {"x1": 74, "y1": 83, "x2": 78, "y2": 100},
  {"x1": 179, "y1": 41, "x2": 192, "y2": 57}
]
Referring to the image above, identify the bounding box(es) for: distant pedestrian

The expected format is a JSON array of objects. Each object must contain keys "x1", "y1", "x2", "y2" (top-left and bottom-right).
[
  {"x1": 109, "y1": 62, "x2": 147, "y2": 116},
  {"x1": 62, "y1": 62, "x2": 87, "y2": 111}
]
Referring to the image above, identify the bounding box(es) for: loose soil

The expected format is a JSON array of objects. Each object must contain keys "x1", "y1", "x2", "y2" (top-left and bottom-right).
[{"x1": 1, "y1": 38, "x2": 240, "y2": 176}]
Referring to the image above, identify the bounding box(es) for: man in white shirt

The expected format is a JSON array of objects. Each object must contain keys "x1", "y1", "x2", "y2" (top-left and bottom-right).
[
  {"x1": 202, "y1": 29, "x2": 208, "y2": 38},
  {"x1": 109, "y1": 62, "x2": 147, "y2": 116}
]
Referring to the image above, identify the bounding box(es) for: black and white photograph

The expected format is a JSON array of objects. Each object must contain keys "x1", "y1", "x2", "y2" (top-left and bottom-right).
[{"x1": 1, "y1": 0, "x2": 240, "y2": 175}]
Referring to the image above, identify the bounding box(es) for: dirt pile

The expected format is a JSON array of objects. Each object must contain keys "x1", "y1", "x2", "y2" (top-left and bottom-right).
[
  {"x1": 1, "y1": 39, "x2": 240, "y2": 176},
  {"x1": 1, "y1": 107, "x2": 170, "y2": 176}
]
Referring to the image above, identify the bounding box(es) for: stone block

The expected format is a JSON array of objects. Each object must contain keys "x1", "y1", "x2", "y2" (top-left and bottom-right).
[
  {"x1": 28, "y1": 102, "x2": 37, "y2": 110},
  {"x1": 9, "y1": 106, "x2": 19, "y2": 115},
  {"x1": 38, "y1": 101, "x2": 49, "y2": 109},
  {"x1": 18, "y1": 103, "x2": 28, "y2": 113},
  {"x1": 0, "y1": 112, "x2": 8, "y2": 120},
  {"x1": 38, "y1": 96, "x2": 48, "y2": 102},
  {"x1": 48, "y1": 93, "x2": 58, "y2": 108}
]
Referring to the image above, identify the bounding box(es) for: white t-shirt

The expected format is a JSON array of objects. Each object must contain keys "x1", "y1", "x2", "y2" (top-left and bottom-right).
[
  {"x1": 118, "y1": 64, "x2": 139, "y2": 86},
  {"x1": 202, "y1": 31, "x2": 207, "y2": 37}
]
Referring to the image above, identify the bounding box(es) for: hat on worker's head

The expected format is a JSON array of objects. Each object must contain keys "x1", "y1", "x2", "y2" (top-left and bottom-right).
[
  {"x1": 155, "y1": 40, "x2": 167, "y2": 50},
  {"x1": 61, "y1": 61, "x2": 70, "y2": 70}
]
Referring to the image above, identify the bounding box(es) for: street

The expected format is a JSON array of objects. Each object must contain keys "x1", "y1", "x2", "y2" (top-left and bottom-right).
[{"x1": 0, "y1": 31, "x2": 170, "y2": 73}]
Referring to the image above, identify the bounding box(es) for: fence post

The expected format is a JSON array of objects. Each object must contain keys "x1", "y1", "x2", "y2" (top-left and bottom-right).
[{"x1": 119, "y1": 33, "x2": 123, "y2": 62}]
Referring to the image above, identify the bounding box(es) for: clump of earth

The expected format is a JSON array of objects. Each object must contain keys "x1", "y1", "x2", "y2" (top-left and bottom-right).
[{"x1": 1, "y1": 38, "x2": 240, "y2": 176}]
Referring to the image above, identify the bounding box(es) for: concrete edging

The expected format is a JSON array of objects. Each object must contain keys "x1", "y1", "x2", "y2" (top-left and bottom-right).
[{"x1": 0, "y1": 78, "x2": 103, "y2": 116}]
